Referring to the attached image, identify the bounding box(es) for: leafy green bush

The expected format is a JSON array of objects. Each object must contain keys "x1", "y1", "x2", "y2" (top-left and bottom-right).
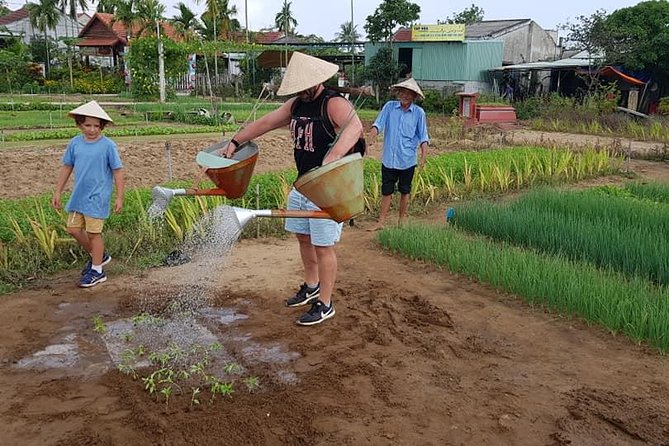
[{"x1": 421, "y1": 90, "x2": 457, "y2": 115}]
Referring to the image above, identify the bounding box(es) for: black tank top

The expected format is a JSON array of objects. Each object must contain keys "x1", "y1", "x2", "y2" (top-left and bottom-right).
[{"x1": 290, "y1": 89, "x2": 339, "y2": 176}]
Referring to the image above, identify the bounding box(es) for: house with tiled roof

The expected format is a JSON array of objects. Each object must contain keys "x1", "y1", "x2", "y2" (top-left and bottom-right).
[
  {"x1": 0, "y1": 7, "x2": 85, "y2": 44},
  {"x1": 76, "y1": 12, "x2": 181, "y2": 68}
]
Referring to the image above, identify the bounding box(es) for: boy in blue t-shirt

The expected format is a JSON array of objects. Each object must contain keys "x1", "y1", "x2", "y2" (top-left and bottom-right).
[{"x1": 52, "y1": 101, "x2": 124, "y2": 287}]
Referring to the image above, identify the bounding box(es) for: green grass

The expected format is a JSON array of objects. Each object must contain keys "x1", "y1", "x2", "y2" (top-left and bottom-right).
[
  {"x1": 0, "y1": 109, "x2": 148, "y2": 130},
  {"x1": 379, "y1": 223, "x2": 669, "y2": 351}
]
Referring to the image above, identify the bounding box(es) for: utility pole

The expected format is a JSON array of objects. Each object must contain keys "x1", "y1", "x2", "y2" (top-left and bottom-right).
[
  {"x1": 351, "y1": 0, "x2": 355, "y2": 86},
  {"x1": 157, "y1": 19, "x2": 166, "y2": 103},
  {"x1": 245, "y1": 0, "x2": 249, "y2": 43}
]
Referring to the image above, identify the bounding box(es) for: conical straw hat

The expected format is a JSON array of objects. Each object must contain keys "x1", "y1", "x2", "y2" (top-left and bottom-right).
[
  {"x1": 68, "y1": 100, "x2": 113, "y2": 123},
  {"x1": 391, "y1": 77, "x2": 424, "y2": 99},
  {"x1": 276, "y1": 52, "x2": 339, "y2": 96}
]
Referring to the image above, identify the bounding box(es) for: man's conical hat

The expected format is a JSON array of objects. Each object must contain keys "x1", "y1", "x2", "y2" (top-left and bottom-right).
[{"x1": 276, "y1": 52, "x2": 339, "y2": 96}]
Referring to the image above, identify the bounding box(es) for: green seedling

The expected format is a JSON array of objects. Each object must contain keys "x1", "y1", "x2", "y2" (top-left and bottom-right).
[
  {"x1": 149, "y1": 351, "x2": 172, "y2": 367},
  {"x1": 223, "y1": 362, "x2": 242, "y2": 374},
  {"x1": 243, "y1": 376, "x2": 261, "y2": 393},
  {"x1": 117, "y1": 363, "x2": 138, "y2": 379},
  {"x1": 92, "y1": 315, "x2": 106, "y2": 334},
  {"x1": 209, "y1": 342, "x2": 222, "y2": 351},
  {"x1": 121, "y1": 332, "x2": 134, "y2": 342},
  {"x1": 160, "y1": 385, "x2": 173, "y2": 408},
  {"x1": 190, "y1": 387, "x2": 201, "y2": 408}
]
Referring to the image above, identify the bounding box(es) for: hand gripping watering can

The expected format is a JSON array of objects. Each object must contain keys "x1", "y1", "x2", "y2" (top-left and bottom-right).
[{"x1": 151, "y1": 140, "x2": 365, "y2": 229}]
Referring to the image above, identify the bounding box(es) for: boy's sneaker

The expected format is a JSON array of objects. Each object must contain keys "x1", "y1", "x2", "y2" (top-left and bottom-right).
[
  {"x1": 81, "y1": 252, "x2": 112, "y2": 275},
  {"x1": 79, "y1": 269, "x2": 107, "y2": 288},
  {"x1": 296, "y1": 300, "x2": 335, "y2": 326},
  {"x1": 286, "y1": 283, "x2": 320, "y2": 307}
]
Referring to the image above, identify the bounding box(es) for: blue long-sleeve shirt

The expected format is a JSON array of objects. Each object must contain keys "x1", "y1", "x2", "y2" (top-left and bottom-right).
[{"x1": 372, "y1": 100, "x2": 429, "y2": 170}]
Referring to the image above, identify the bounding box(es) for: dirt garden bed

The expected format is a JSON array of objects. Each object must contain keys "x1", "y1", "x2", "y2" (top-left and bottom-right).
[{"x1": 1, "y1": 127, "x2": 669, "y2": 444}]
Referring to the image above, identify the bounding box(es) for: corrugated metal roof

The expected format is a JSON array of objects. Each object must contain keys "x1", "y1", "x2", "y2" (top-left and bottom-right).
[
  {"x1": 392, "y1": 19, "x2": 532, "y2": 42},
  {"x1": 465, "y1": 19, "x2": 531, "y2": 38}
]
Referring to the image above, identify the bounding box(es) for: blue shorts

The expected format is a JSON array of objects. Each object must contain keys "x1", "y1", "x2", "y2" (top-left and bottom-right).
[{"x1": 284, "y1": 188, "x2": 343, "y2": 247}]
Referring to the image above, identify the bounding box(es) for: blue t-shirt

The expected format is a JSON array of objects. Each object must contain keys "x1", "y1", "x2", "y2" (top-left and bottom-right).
[
  {"x1": 373, "y1": 100, "x2": 429, "y2": 170},
  {"x1": 62, "y1": 134, "x2": 123, "y2": 219}
]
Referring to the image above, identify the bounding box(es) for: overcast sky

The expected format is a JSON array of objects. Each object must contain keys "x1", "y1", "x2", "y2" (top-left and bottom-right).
[
  {"x1": 166, "y1": 0, "x2": 644, "y2": 41},
  {"x1": 0, "y1": 0, "x2": 645, "y2": 40}
]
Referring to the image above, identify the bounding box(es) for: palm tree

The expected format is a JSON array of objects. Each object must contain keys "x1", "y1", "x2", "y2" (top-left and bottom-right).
[
  {"x1": 27, "y1": 0, "x2": 60, "y2": 75},
  {"x1": 135, "y1": 0, "x2": 165, "y2": 36},
  {"x1": 275, "y1": 1, "x2": 297, "y2": 36},
  {"x1": 196, "y1": 0, "x2": 239, "y2": 77},
  {"x1": 59, "y1": 0, "x2": 87, "y2": 37},
  {"x1": 334, "y1": 20, "x2": 360, "y2": 49},
  {"x1": 171, "y1": 2, "x2": 200, "y2": 40},
  {"x1": 96, "y1": 0, "x2": 115, "y2": 13}
]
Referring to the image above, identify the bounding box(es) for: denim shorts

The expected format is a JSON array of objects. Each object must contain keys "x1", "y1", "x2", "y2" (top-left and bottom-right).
[{"x1": 284, "y1": 188, "x2": 343, "y2": 247}]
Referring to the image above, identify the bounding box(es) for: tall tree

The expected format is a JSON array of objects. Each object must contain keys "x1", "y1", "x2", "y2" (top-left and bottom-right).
[
  {"x1": 364, "y1": 0, "x2": 420, "y2": 45},
  {"x1": 275, "y1": 1, "x2": 297, "y2": 35},
  {"x1": 96, "y1": 0, "x2": 115, "y2": 13},
  {"x1": 171, "y1": 2, "x2": 200, "y2": 40},
  {"x1": 26, "y1": 0, "x2": 60, "y2": 74},
  {"x1": 335, "y1": 20, "x2": 361, "y2": 45},
  {"x1": 444, "y1": 3, "x2": 484, "y2": 24},
  {"x1": 595, "y1": 1, "x2": 669, "y2": 75}
]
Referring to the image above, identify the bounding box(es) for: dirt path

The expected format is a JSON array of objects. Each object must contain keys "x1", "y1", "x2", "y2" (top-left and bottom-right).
[{"x1": 1, "y1": 160, "x2": 669, "y2": 445}]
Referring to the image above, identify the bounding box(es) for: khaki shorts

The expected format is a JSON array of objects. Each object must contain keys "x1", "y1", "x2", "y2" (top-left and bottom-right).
[{"x1": 67, "y1": 212, "x2": 105, "y2": 234}]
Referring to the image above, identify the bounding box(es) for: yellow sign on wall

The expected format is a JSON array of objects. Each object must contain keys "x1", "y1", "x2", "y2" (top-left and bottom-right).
[{"x1": 411, "y1": 24, "x2": 465, "y2": 42}]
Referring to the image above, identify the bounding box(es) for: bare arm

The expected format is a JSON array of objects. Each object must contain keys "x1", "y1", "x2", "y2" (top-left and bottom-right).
[
  {"x1": 52, "y1": 165, "x2": 73, "y2": 209},
  {"x1": 113, "y1": 168, "x2": 124, "y2": 213},
  {"x1": 322, "y1": 96, "x2": 363, "y2": 164},
  {"x1": 223, "y1": 99, "x2": 296, "y2": 157},
  {"x1": 418, "y1": 141, "x2": 428, "y2": 169}
]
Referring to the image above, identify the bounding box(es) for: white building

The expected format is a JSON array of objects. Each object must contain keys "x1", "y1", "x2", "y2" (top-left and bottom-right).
[{"x1": 0, "y1": 7, "x2": 89, "y2": 45}]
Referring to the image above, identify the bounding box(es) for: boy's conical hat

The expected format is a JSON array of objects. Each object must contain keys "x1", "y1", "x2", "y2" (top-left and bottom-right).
[
  {"x1": 276, "y1": 52, "x2": 339, "y2": 96},
  {"x1": 391, "y1": 78, "x2": 424, "y2": 99},
  {"x1": 68, "y1": 100, "x2": 113, "y2": 123}
]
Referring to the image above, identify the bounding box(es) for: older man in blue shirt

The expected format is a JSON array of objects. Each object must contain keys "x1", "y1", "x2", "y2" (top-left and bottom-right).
[{"x1": 368, "y1": 77, "x2": 429, "y2": 230}]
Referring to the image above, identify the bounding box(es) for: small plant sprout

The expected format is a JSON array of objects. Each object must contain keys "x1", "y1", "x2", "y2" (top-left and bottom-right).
[
  {"x1": 209, "y1": 342, "x2": 222, "y2": 351},
  {"x1": 243, "y1": 376, "x2": 261, "y2": 393},
  {"x1": 121, "y1": 331, "x2": 134, "y2": 342},
  {"x1": 92, "y1": 315, "x2": 106, "y2": 334},
  {"x1": 117, "y1": 363, "x2": 138, "y2": 379},
  {"x1": 223, "y1": 362, "x2": 242, "y2": 374},
  {"x1": 160, "y1": 385, "x2": 173, "y2": 408},
  {"x1": 190, "y1": 387, "x2": 201, "y2": 408}
]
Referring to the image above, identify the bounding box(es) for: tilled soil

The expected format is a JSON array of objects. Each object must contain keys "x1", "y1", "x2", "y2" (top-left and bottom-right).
[{"x1": 1, "y1": 128, "x2": 669, "y2": 445}]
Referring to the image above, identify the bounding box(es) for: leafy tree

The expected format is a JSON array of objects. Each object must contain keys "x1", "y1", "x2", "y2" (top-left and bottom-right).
[
  {"x1": 364, "y1": 0, "x2": 420, "y2": 45},
  {"x1": 443, "y1": 3, "x2": 484, "y2": 25},
  {"x1": 362, "y1": 46, "x2": 403, "y2": 100},
  {"x1": 562, "y1": 9, "x2": 609, "y2": 54},
  {"x1": 275, "y1": 1, "x2": 297, "y2": 35},
  {"x1": 0, "y1": 38, "x2": 33, "y2": 93},
  {"x1": 0, "y1": 0, "x2": 9, "y2": 15},
  {"x1": 96, "y1": 0, "x2": 115, "y2": 13},
  {"x1": 598, "y1": 1, "x2": 669, "y2": 76},
  {"x1": 126, "y1": 35, "x2": 187, "y2": 98},
  {"x1": 58, "y1": 0, "x2": 87, "y2": 36}
]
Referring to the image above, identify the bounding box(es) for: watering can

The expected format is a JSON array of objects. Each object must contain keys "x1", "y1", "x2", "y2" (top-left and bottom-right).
[{"x1": 152, "y1": 139, "x2": 365, "y2": 228}]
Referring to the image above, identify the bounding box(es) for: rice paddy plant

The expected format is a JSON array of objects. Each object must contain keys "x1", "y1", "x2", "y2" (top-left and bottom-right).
[
  {"x1": 453, "y1": 187, "x2": 669, "y2": 286},
  {"x1": 378, "y1": 223, "x2": 669, "y2": 351}
]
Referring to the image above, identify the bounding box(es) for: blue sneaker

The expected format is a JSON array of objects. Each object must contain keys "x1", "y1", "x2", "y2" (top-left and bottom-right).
[
  {"x1": 81, "y1": 252, "x2": 112, "y2": 275},
  {"x1": 79, "y1": 269, "x2": 107, "y2": 288}
]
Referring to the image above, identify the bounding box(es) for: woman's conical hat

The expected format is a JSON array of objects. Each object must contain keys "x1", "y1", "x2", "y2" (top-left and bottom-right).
[
  {"x1": 68, "y1": 100, "x2": 113, "y2": 123},
  {"x1": 276, "y1": 52, "x2": 339, "y2": 96}
]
